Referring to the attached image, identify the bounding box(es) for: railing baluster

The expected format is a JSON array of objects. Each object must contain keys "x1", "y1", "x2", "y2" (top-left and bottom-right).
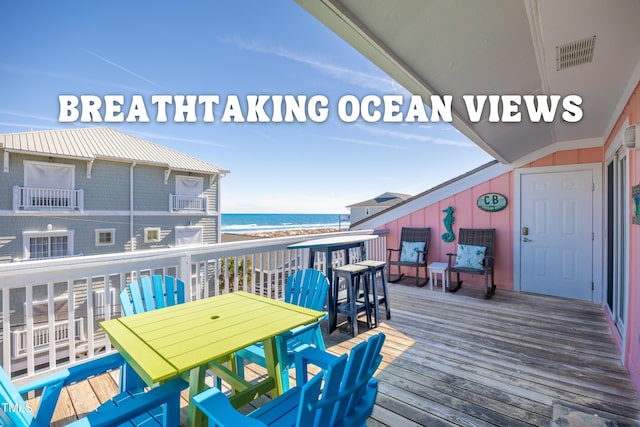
[
  {"x1": 14, "y1": 186, "x2": 83, "y2": 210},
  {"x1": 103, "y1": 275, "x2": 112, "y2": 353},
  {"x1": 2, "y1": 288, "x2": 11, "y2": 374},
  {"x1": 67, "y1": 281, "x2": 76, "y2": 364},
  {"x1": 47, "y1": 282, "x2": 56, "y2": 369},
  {"x1": 278, "y1": 249, "x2": 285, "y2": 300},
  {"x1": 25, "y1": 286, "x2": 34, "y2": 376},
  {"x1": 87, "y1": 277, "x2": 96, "y2": 359},
  {"x1": 0, "y1": 229, "x2": 383, "y2": 380},
  {"x1": 170, "y1": 194, "x2": 207, "y2": 212}
]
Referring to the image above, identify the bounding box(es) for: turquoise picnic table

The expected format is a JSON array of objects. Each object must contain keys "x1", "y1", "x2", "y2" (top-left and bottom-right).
[
  {"x1": 287, "y1": 234, "x2": 378, "y2": 333},
  {"x1": 101, "y1": 291, "x2": 326, "y2": 427}
]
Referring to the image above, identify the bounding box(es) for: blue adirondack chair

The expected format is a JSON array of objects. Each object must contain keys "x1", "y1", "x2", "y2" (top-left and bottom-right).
[
  {"x1": 119, "y1": 275, "x2": 185, "y2": 316},
  {"x1": 0, "y1": 352, "x2": 187, "y2": 427},
  {"x1": 193, "y1": 332, "x2": 385, "y2": 427},
  {"x1": 235, "y1": 269, "x2": 329, "y2": 391}
]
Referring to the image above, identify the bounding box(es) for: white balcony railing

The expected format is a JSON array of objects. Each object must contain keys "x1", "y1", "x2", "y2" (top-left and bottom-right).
[
  {"x1": 13, "y1": 186, "x2": 84, "y2": 211},
  {"x1": 170, "y1": 194, "x2": 207, "y2": 212},
  {"x1": 12, "y1": 318, "x2": 85, "y2": 359},
  {"x1": 0, "y1": 229, "x2": 387, "y2": 384}
]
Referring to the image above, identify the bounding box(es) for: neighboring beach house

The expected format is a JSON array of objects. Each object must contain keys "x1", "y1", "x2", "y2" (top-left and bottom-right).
[
  {"x1": 297, "y1": 1, "x2": 640, "y2": 391},
  {"x1": 346, "y1": 192, "x2": 411, "y2": 224},
  {"x1": 0, "y1": 127, "x2": 229, "y2": 263}
]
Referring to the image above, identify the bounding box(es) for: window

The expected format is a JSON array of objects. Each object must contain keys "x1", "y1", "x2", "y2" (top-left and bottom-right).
[
  {"x1": 175, "y1": 226, "x2": 203, "y2": 246},
  {"x1": 172, "y1": 175, "x2": 206, "y2": 211},
  {"x1": 176, "y1": 175, "x2": 203, "y2": 197},
  {"x1": 20, "y1": 161, "x2": 80, "y2": 210},
  {"x1": 144, "y1": 227, "x2": 161, "y2": 243},
  {"x1": 95, "y1": 228, "x2": 115, "y2": 246},
  {"x1": 23, "y1": 230, "x2": 74, "y2": 260},
  {"x1": 24, "y1": 161, "x2": 75, "y2": 189}
]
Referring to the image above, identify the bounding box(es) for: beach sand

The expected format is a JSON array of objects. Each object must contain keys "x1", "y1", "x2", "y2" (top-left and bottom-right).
[{"x1": 221, "y1": 228, "x2": 340, "y2": 243}]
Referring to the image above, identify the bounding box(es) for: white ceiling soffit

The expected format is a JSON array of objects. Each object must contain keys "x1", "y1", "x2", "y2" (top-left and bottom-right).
[{"x1": 296, "y1": 0, "x2": 640, "y2": 164}]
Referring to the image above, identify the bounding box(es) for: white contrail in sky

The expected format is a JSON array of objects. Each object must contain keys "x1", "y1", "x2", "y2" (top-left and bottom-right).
[{"x1": 85, "y1": 50, "x2": 172, "y2": 92}]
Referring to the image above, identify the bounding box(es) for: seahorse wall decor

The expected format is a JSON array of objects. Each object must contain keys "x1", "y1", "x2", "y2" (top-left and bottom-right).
[{"x1": 442, "y1": 206, "x2": 455, "y2": 242}]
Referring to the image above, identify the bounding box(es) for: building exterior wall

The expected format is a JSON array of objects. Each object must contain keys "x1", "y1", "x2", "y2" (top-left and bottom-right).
[
  {"x1": 0, "y1": 151, "x2": 221, "y2": 262},
  {"x1": 132, "y1": 164, "x2": 168, "y2": 211},
  {"x1": 350, "y1": 206, "x2": 389, "y2": 224},
  {"x1": 380, "y1": 87, "x2": 640, "y2": 391},
  {"x1": 603, "y1": 81, "x2": 640, "y2": 390},
  {"x1": 131, "y1": 215, "x2": 218, "y2": 250},
  {"x1": 383, "y1": 171, "x2": 514, "y2": 290},
  {"x1": 83, "y1": 160, "x2": 131, "y2": 211},
  {"x1": 382, "y1": 147, "x2": 603, "y2": 292},
  {"x1": 205, "y1": 174, "x2": 219, "y2": 213}
]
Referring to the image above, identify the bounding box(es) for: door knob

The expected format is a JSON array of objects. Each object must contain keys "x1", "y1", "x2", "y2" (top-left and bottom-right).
[{"x1": 522, "y1": 237, "x2": 531, "y2": 242}]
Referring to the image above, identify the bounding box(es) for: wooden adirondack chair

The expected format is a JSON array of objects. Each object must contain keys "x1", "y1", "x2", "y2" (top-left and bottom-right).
[
  {"x1": 119, "y1": 275, "x2": 185, "y2": 316},
  {"x1": 0, "y1": 352, "x2": 187, "y2": 427},
  {"x1": 235, "y1": 269, "x2": 329, "y2": 391},
  {"x1": 194, "y1": 333, "x2": 385, "y2": 427}
]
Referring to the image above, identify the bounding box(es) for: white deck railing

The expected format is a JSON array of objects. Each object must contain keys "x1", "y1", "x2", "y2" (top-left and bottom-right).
[
  {"x1": 1, "y1": 229, "x2": 386, "y2": 384},
  {"x1": 170, "y1": 194, "x2": 207, "y2": 212},
  {"x1": 13, "y1": 186, "x2": 84, "y2": 211}
]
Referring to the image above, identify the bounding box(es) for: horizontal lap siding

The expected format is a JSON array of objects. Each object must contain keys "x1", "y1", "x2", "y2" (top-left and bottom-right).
[
  {"x1": 133, "y1": 165, "x2": 168, "y2": 211},
  {"x1": 205, "y1": 175, "x2": 218, "y2": 213},
  {"x1": 81, "y1": 160, "x2": 130, "y2": 211},
  {"x1": 0, "y1": 154, "x2": 221, "y2": 261},
  {"x1": 605, "y1": 81, "x2": 640, "y2": 391},
  {"x1": 383, "y1": 147, "x2": 603, "y2": 292},
  {"x1": 385, "y1": 172, "x2": 514, "y2": 290}
]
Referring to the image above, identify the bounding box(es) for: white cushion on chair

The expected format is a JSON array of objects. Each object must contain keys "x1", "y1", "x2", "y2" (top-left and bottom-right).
[
  {"x1": 400, "y1": 241, "x2": 425, "y2": 263},
  {"x1": 453, "y1": 244, "x2": 486, "y2": 270}
]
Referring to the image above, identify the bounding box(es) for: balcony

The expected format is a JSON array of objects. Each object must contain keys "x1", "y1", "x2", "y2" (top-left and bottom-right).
[
  {"x1": 1, "y1": 230, "x2": 638, "y2": 425},
  {"x1": 170, "y1": 194, "x2": 208, "y2": 212},
  {"x1": 13, "y1": 186, "x2": 83, "y2": 212}
]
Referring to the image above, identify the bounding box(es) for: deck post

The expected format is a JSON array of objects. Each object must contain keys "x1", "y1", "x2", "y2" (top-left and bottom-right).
[{"x1": 178, "y1": 253, "x2": 192, "y2": 301}]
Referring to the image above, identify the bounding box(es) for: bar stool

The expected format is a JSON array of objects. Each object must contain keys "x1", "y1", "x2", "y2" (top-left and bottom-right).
[
  {"x1": 333, "y1": 264, "x2": 372, "y2": 336},
  {"x1": 356, "y1": 260, "x2": 391, "y2": 326}
]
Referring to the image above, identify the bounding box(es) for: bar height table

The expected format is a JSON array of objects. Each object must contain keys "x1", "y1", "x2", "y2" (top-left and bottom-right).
[{"x1": 287, "y1": 234, "x2": 378, "y2": 333}]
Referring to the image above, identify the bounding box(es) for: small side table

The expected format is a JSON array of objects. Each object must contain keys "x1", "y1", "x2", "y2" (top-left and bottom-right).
[{"x1": 428, "y1": 262, "x2": 448, "y2": 292}]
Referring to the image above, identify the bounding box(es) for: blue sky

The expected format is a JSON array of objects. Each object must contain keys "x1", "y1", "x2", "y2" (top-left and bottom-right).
[{"x1": 0, "y1": 1, "x2": 493, "y2": 214}]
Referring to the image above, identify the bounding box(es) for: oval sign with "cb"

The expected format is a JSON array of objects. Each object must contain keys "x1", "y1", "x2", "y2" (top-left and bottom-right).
[{"x1": 477, "y1": 193, "x2": 508, "y2": 212}]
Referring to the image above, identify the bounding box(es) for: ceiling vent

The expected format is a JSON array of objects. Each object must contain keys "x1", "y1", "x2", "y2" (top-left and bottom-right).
[{"x1": 556, "y1": 35, "x2": 596, "y2": 71}]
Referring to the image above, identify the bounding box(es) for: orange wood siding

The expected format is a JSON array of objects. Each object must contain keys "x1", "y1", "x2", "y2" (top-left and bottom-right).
[
  {"x1": 382, "y1": 147, "x2": 601, "y2": 293},
  {"x1": 380, "y1": 80, "x2": 640, "y2": 392},
  {"x1": 608, "y1": 81, "x2": 640, "y2": 389},
  {"x1": 383, "y1": 172, "x2": 515, "y2": 290}
]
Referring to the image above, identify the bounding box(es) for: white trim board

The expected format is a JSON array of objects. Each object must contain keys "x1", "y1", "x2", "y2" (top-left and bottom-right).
[
  {"x1": 352, "y1": 162, "x2": 513, "y2": 230},
  {"x1": 352, "y1": 137, "x2": 604, "y2": 232},
  {"x1": 603, "y1": 121, "x2": 631, "y2": 365}
]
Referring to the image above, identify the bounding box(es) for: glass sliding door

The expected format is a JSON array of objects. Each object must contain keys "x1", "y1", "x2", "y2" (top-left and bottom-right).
[{"x1": 606, "y1": 149, "x2": 627, "y2": 339}]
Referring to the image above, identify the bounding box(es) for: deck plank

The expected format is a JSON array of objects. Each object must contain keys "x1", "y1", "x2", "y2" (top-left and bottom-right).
[
  {"x1": 49, "y1": 387, "x2": 77, "y2": 427},
  {"x1": 27, "y1": 282, "x2": 640, "y2": 426}
]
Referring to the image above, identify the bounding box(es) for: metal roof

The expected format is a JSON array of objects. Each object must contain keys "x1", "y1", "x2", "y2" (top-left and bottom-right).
[
  {"x1": 0, "y1": 127, "x2": 229, "y2": 175},
  {"x1": 347, "y1": 192, "x2": 412, "y2": 208}
]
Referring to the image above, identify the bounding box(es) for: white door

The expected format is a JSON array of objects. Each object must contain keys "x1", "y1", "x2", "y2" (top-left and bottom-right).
[{"x1": 520, "y1": 170, "x2": 593, "y2": 300}]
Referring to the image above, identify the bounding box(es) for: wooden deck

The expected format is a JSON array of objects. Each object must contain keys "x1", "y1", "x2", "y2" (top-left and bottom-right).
[{"x1": 33, "y1": 280, "x2": 640, "y2": 426}]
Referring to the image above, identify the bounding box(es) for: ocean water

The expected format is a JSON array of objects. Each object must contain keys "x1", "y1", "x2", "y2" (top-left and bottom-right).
[{"x1": 221, "y1": 213, "x2": 348, "y2": 234}]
